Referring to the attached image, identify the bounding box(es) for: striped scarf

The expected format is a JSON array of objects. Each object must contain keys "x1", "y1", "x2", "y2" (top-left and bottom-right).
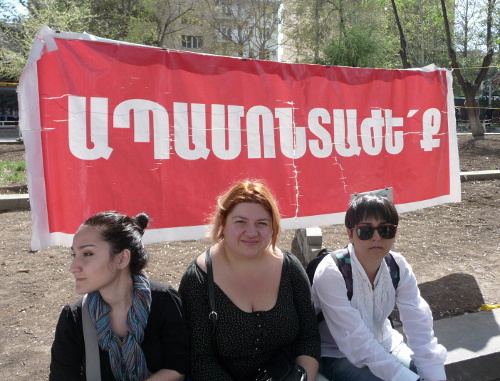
[{"x1": 88, "y1": 273, "x2": 152, "y2": 380}]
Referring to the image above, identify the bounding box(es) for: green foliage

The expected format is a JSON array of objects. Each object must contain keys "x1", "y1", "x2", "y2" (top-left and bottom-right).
[
  {"x1": 0, "y1": 0, "x2": 196, "y2": 80},
  {"x1": 125, "y1": 17, "x2": 158, "y2": 46},
  {"x1": 285, "y1": 0, "x2": 401, "y2": 67},
  {"x1": 394, "y1": 0, "x2": 450, "y2": 68},
  {"x1": 317, "y1": 27, "x2": 392, "y2": 68},
  {"x1": 0, "y1": 0, "x2": 93, "y2": 81},
  {"x1": 0, "y1": 159, "x2": 26, "y2": 184},
  {"x1": 284, "y1": 0, "x2": 341, "y2": 63},
  {"x1": 0, "y1": 0, "x2": 497, "y2": 79},
  {"x1": 285, "y1": 0, "x2": 471, "y2": 69},
  {"x1": 86, "y1": 0, "x2": 157, "y2": 43}
]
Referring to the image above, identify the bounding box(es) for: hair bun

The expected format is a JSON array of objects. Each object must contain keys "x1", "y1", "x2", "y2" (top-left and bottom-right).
[{"x1": 133, "y1": 213, "x2": 150, "y2": 235}]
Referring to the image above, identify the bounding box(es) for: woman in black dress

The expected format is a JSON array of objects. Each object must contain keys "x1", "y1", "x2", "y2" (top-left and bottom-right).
[{"x1": 179, "y1": 180, "x2": 320, "y2": 380}]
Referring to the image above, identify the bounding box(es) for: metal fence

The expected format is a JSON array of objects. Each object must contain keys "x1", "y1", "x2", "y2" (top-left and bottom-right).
[{"x1": 0, "y1": 121, "x2": 22, "y2": 141}]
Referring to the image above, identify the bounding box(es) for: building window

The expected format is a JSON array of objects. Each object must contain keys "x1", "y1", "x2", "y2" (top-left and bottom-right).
[
  {"x1": 218, "y1": 27, "x2": 233, "y2": 42},
  {"x1": 182, "y1": 35, "x2": 204, "y2": 49},
  {"x1": 222, "y1": 4, "x2": 231, "y2": 15},
  {"x1": 215, "y1": 0, "x2": 231, "y2": 15}
]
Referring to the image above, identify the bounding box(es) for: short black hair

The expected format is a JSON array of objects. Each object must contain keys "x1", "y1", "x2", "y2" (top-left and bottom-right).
[
  {"x1": 83, "y1": 211, "x2": 150, "y2": 274},
  {"x1": 345, "y1": 195, "x2": 399, "y2": 229}
]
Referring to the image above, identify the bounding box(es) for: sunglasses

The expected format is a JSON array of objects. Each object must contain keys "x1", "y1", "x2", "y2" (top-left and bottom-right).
[{"x1": 353, "y1": 225, "x2": 398, "y2": 240}]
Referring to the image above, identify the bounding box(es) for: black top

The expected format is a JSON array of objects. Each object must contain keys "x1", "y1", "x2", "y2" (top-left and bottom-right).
[
  {"x1": 178, "y1": 250, "x2": 320, "y2": 380},
  {"x1": 49, "y1": 281, "x2": 190, "y2": 380}
]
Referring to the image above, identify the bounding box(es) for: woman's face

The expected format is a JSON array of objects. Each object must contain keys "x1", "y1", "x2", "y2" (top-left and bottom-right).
[
  {"x1": 347, "y1": 217, "x2": 395, "y2": 266},
  {"x1": 222, "y1": 202, "x2": 273, "y2": 259},
  {"x1": 69, "y1": 226, "x2": 121, "y2": 295}
]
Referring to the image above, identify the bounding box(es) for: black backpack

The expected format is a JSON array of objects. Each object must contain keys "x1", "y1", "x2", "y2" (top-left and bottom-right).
[{"x1": 306, "y1": 247, "x2": 400, "y2": 323}]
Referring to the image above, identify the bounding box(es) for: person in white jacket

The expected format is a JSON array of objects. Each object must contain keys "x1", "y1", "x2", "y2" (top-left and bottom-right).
[{"x1": 312, "y1": 194, "x2": 447, "y2": 381}]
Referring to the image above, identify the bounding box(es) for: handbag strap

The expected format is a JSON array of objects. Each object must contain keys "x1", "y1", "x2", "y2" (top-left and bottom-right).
[
  {"x1": 82, "y1": 294, "x2": 102, "y2": 381},
  {"x1": 206, "y1": 249, "x2": 218, "y2": 333},
  {"x1": 205, "y1": 249, "x2": 237, "y2": 378}
]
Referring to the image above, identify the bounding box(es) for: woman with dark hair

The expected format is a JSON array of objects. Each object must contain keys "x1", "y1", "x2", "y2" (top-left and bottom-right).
[
  {"x1": 179, "y1": 180, "x2": 320, "y2": 380},
  {"x1": 312, "y1": 195, "x2": 447, "y2": 381},
  {"x1": 50, "y1": 211, "x2": 190, "y2": 380}
]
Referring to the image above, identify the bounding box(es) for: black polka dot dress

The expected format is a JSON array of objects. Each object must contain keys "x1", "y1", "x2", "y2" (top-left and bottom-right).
[{"x1": 179, "y1": 251, "x2": 321, "y2": 380}]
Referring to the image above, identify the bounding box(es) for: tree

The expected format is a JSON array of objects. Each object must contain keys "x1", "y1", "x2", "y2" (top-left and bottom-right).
[
  {"x1": 87, "y1": 0, "x2": 144, "y2": 41},
  {"x1": 390, "y1": 0, "x2": 411, "y2": 68},
  {"x1": 283, "y1": 0, "x2": 337, "y2": 63},
  {"x1": 202, "y1": 0, "x2": 282, "y2": 60},
  {"x1": 0, "y1": 0, "x2": 92, "y2": 81},
  {"x1": 87, "y1": 0, "x2": 196, "y2": 48},
  {"x1": 0, "y1": 0, "x2": 199, "y2": 81},
  {"x1": 317, "y1": 25, "x2": 395, "y2": 68},
  {"x1": 284, "y1": 0, "x2": 400, "y2": 67},
  {"x1": 440, "y1": 0, "x2": 496, "y2": 136},
  {"x1": 247, "y1": 0, "x2": 282, "y2": 59},
  {"x1": 149, "y1": 0, "x2": 196, "y2": 48},
  {"x1": 389, "y1": 0, "x2": 450, "y2": 69}
]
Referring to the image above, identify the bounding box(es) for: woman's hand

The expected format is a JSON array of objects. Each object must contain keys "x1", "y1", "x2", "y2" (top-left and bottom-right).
[
  {"x1": 296, "y1": 355, "x2": 319, "y2": 380},
  {"x1": 145, "y1": 369, "x2": 184, "y2": 381}
]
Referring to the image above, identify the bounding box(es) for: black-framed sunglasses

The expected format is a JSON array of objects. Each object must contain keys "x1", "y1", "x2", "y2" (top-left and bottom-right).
[{"x1": 353, "y1": 225, "x2": 398, "y2": 240}]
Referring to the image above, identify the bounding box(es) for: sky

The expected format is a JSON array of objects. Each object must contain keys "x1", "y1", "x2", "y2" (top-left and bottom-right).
[{"x1": 1, "y1": 0, "x2": 27, "y2": 18}]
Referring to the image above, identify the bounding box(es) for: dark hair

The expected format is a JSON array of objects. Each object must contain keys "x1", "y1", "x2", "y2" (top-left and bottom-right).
[
  {"x1": 345, "y1": 195, "x2": 399, "y2": 229},
  {"x1": 82, "y1": 211, "x2": 150, "y2": 274},
  {"x1": 209, "y1": 180, "x2": 281, "y2": 249}
]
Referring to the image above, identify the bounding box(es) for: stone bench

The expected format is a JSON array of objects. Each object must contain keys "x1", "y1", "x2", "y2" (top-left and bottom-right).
[{"x1": 433, "y1": 308, "x2": 500, "y2": 381}]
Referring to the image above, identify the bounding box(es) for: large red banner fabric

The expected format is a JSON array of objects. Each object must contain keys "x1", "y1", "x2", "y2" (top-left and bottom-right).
[{"x1": 19, "y1": 27, "x2": 460, "y2": 250}]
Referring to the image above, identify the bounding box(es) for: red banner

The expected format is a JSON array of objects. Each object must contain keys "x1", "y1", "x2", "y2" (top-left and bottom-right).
[{"x1": 19, "y1": 26, "x2": 460, "y2": 250}]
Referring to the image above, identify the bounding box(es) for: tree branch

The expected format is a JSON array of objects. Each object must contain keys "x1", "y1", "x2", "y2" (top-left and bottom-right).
[{"x1": 390, "y1": 0, "x2": 410, "y2": 68}]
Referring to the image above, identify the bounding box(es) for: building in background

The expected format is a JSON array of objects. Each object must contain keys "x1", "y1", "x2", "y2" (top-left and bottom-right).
[{"x1": 164, "y1": 0, "x2": 282, "y2": 61}]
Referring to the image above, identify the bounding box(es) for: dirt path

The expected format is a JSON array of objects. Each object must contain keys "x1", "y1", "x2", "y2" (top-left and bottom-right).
[{"x1": 0, "y1": 134, "x2": 499, "y2": 379}]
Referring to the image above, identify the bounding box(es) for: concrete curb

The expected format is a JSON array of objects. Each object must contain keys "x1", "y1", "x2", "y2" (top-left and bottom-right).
[
  {"x1": 461, "y1": 170, "x2": 500, "y2": 181},
  {"x1": 0, "y1": 193, "x2": 29, "y2": 211}
]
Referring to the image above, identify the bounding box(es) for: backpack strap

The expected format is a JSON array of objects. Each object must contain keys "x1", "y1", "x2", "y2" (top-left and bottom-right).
[
  {"x1": 315, "y1": 248, "x2": 400, "y2": 324},
  {"x1": 312, "y1": 248, "x2": 350, "y2": 323},
  {"x1": 330, "y1": 248, "x2": 353, "y2": 300},
  {"x1": 385, "y1": 251, "x2": 400, "y2": 291},
  {"x1": 331, "y1": 249, "x2": 400, "y2": 299},
  {"x1": 305, "y1": 248, "x2": 334, "y2": 285}
]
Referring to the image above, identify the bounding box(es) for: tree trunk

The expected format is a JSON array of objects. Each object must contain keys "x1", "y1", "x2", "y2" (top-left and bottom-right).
[
  {"x1": 439, "y1": 0, "x2": 494, "y2": 137},
  {"x1": 390, "y1": 0, "x2": 411, "y2": 68},
  {"x1": 464, "y1": 93, "x2": 484, "y2": 136}
]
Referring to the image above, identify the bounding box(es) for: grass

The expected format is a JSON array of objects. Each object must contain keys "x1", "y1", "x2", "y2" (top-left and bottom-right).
[{"x1": 0, "y1": 159, "x2": 27, "y2": 184}]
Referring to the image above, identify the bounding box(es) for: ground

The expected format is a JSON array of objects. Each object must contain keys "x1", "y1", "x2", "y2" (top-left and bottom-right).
[{"x1": 0, "y1": 134, "x2": 499, "y2": 380}]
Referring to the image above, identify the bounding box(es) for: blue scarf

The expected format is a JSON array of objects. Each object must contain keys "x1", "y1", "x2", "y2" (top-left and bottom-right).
[{"x1": 88, "y1": 273, "x2": 152, "y2": 380}]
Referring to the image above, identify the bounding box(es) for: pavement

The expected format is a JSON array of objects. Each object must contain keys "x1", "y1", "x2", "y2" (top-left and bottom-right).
[
  {"x1": 395, "y1": 309, "x2": 500, "y2": 381},
  {"x1": 434, "y1": 308, "x2": 500, "y2": 381},
  {"x1": 0, "y1": 128, "x2": 22, "y2": 141}
]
